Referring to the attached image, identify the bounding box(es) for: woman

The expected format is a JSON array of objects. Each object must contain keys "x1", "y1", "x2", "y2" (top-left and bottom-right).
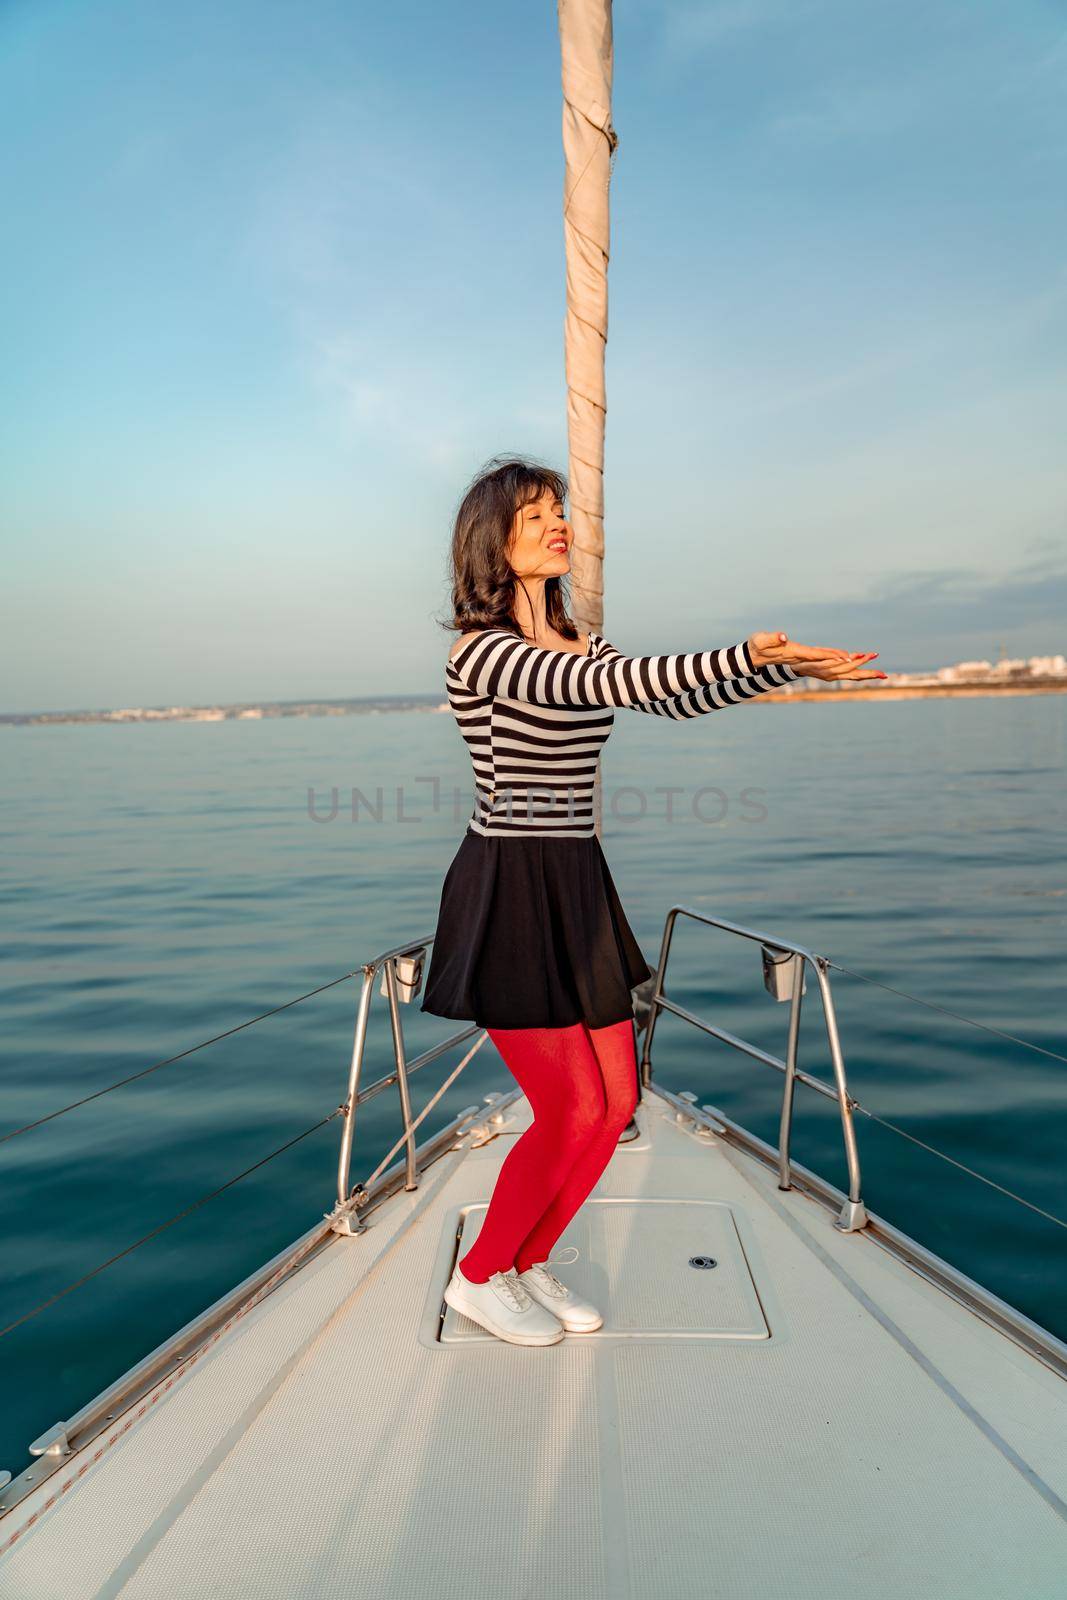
[{"x1": 422, "y1": 455, "x2": 884, "y2": 1347}]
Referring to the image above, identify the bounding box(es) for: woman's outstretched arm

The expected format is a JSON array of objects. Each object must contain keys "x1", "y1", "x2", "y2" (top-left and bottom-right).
[
  {"x1": 594, "y1": 637, "x2": 799, "y2": 717},
  {"x1": 447, "y1": 628, "x2": 851, "y2": 708},
  {"x1": 448, "y1": 628, "x2": 754, "y2": 706}
]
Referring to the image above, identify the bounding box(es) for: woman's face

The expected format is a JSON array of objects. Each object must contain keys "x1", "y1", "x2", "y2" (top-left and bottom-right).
[{"x1": 506, "y1": 488, "x2": 571, "y2": 579}]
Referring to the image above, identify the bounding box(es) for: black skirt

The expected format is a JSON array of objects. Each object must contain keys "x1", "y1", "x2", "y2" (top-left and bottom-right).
[{"x1": 419, "y1": 827, "x2": 653, "y2": 1031}]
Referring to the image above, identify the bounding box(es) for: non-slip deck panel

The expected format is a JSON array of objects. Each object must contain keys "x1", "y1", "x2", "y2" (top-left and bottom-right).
[{"x1": 441, "y1": 1198, "x2": 769, "y2": 1342}]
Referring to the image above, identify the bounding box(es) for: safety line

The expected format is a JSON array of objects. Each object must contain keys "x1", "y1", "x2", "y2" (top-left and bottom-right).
[
  {"x1": 353, "y1": 1030, "x2": 488, "y2": 1196},
  {"x1": 829, "y1": 962, "x2": 1067, "y2": 1069},
  {"x1": 0, "y1": 971, "x2": 358, "y2": 1146},
  {"x1": 850, "y1": 1101, "x2": 1066, "y2": 1231},
  {"x1": 0, "y1": 1109, "x2": 342, "y2": 1341}
]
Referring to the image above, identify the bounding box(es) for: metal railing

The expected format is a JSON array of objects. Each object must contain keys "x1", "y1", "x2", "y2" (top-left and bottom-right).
[
  {"x1": 330, "y1": 933, "x2": 495, "y2": 1231},
  {"x1": 638, "y1": 906, "x2": 869, "y2": 1232},
  {"x1": 632, "y1": 902, "x2": 1067, "y2": 1379},
  {"x1": 0, "y1": 934, "x2": 505, "y2": 1521}
]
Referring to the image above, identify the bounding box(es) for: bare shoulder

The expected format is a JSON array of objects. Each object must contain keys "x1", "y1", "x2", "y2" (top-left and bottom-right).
[
  {"x1": 448, "y1": 629, "x2": 504, "y2": 665},
  {"x1": 448, "y1": 632, "x2": 478, "y2": 661}
]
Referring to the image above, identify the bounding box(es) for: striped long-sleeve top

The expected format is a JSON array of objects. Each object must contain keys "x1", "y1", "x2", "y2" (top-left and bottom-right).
[{"x1": 445, "y1": 628, "x2": 798, "y2": 838}]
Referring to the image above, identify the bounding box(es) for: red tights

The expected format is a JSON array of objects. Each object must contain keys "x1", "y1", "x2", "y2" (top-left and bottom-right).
[{"x1": 457, "y1": 1018, "x2": 639, "y2": 1282}]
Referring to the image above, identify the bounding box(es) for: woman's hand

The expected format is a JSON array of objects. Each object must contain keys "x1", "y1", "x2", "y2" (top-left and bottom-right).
[
  {"x1": 793, "y1": 652, "x2": 888, "y2": 683},
  {"x1": 747, "y1": 631, "x2": 853, "y2": 669}
]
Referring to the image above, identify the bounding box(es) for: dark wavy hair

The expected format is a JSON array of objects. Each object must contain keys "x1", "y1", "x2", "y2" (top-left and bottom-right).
[{"x1": 440, "y1": 454, "x2": 580, "y2": 643}]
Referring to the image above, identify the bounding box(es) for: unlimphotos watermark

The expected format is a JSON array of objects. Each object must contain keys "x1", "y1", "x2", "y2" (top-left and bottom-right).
[{"x1": 306, "y1": 777, "x2": 769, "y2": 826}]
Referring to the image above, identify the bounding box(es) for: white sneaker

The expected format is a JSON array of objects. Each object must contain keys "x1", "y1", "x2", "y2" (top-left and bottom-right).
[
  {"x1": 516, "y1": 1248, "x2": 603, "y2": 1332},
  {"x1": 444, "y1": 1262, "x2": 564, "y2": 1346}
]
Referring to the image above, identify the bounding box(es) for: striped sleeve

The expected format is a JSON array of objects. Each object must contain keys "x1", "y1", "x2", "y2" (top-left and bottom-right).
[
  {"x1": 447, "y1": 630, "x2": 757, "y2": 707},
  {"x1": 595, "y1": 637, "x2": 798, "y2": 718}
]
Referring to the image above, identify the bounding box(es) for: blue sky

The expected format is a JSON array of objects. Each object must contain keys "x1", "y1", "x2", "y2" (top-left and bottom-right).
[{"x1": 2, "y1": 0, "x2": 1065, "y2": 712}]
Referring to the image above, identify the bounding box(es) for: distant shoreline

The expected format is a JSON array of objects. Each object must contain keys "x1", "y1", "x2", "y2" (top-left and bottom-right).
[
  {"x1": 0, "y1": 695, "x2": 446, "y2": 728},
  {"x1": 3, "y1": 679, "x2": 1067, "y2": 726},
  {"x1": 762, "y1": 680, "x2": 1067, "y2": 705}
]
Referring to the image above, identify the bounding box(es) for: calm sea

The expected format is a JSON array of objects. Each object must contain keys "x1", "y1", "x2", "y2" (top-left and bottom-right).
[{"x1": 2, "y1": 695, "x2": 1065, "y2": 1469}]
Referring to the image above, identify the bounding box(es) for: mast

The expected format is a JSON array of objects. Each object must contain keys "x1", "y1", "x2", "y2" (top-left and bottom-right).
[{"x1": 557, "y1": 0, "x2": 617, "y2": 837}]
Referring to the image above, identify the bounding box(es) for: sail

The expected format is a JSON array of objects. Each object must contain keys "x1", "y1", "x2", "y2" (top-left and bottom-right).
[{"x1": 557, "y1": 0, "x2": 617, "y2": 835}]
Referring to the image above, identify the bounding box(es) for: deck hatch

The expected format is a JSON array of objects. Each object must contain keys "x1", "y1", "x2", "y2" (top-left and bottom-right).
[{"x1": 440, "y1": 1198, "x2": 770, "y2": 1342}]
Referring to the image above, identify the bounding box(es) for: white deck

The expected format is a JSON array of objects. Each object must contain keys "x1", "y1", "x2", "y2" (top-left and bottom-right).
[{"x1": 2, "y1": 1083, "x2": 1065, "y2": 1598}]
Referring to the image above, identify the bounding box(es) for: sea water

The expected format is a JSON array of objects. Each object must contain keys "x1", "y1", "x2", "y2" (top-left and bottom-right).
[{"x1": 1, "y1": 695, "x2": 1065, "y2": 1467}]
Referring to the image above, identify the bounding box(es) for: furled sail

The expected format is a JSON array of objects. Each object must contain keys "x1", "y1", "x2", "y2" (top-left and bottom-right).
[{"x1": 557, "y1": 0, "x2": 617, "y2": 835}]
